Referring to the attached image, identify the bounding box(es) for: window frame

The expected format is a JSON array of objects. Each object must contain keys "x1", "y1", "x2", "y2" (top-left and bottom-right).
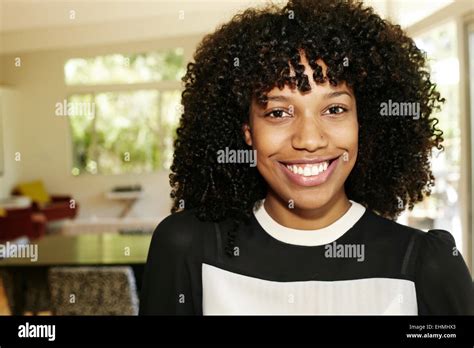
[
  {"x1": 406, "y1": 1, "x2": 474, "y2": 274},
  {"x1": 64, "y1": 50, "x2": 184, "y2": 176}
]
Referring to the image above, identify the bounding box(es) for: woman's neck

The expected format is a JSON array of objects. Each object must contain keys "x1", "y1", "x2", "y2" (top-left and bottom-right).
[{"x1": 263, "y1": 190, "x2": 351, "y2": 230}]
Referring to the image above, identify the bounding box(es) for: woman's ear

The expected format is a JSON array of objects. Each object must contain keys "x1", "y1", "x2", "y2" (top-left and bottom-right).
[{"x1": 242, "y1": 123, "x2": 253, "y2": 146}]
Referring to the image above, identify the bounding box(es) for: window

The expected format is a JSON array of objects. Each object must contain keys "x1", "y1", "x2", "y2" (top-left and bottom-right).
[
  {"x1": 65, "y1": 49, "x2": 185, "y2": 175},
  {"x1": 468, "y1": 21, "x2": 474, "y2": 271},
  {"x1": 65, "y1": 49, "x2": 185, "y2": 85},
  {"x1": 398, "y1": 22, "x2": 463, "y2": 249}
]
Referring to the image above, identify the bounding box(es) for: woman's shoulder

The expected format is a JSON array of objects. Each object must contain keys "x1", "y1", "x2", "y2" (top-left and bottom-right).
[
  {"x1": 364, "y1": 211, "x2": 473, "y2": 314},
  {"x1": 413, "y1": 229, "x2": 474, "y2": 314},
  {"x1": 156, "y1": 208, "x2": 208, "y2": 230},
  {"x1": 363, "y1": 209, "x2": 458, "y2": 252},
  {"x1": 363, "y1": 209, "x2": 462, "y2": 261},
  {"x1": 414, "y1": 228, "x2": 465, "y2": 276},
  {"x1": 150, "y1": 209, "x2": 213, "y2": 253},
  {"x1": 359, "y1": 209, "x2": 426, "y2": 243},
  {"x1": 359, "y1": 210, "x2": 464, "y2": 271}
]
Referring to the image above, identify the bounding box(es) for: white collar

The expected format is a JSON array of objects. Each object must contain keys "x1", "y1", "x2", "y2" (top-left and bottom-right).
[{"x1": 253, "y1": 200, "x2": 366, "y2": 246}]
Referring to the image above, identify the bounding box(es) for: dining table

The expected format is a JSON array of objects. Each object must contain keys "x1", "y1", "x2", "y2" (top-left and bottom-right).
[{"x1": 0, "y1": 231, "x2": 153, "y2": 315}]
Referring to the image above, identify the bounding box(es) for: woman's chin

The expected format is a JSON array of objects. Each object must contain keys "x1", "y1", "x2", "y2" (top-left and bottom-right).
[{"x1": 283, "y1": 192, "x2": 334, "y2": 211}]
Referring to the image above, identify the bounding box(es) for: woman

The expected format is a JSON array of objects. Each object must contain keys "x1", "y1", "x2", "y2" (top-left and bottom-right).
[{"x1": 140, "y1": 0, "x2": 473, "y2": 315}]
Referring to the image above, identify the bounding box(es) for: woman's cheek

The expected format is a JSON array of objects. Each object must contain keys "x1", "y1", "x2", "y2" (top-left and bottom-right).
[
  {"x1": 253, "y1": 125, "x2": 287, "y2": 156},
  {"x1": 332, "y1": 119, "x2": 358, "y2": 159}
]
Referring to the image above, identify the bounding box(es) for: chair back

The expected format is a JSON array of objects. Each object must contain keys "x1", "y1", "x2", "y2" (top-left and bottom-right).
[{"x1": 48, "y1": 266, "x2": 139, "y2": 315}]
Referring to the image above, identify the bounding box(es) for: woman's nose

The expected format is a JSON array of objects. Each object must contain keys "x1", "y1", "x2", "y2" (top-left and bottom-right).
[{"x1": 291, "y1": 115, "x2": 328, "y2": 152}]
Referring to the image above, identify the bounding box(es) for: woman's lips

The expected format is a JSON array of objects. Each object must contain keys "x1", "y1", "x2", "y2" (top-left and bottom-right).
[{"x1": 278, "y1": 156, "x2": 339, "y2": 187}]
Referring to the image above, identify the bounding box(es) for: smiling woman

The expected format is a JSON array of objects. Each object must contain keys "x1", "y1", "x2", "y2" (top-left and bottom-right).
[
  {"x1": 140, "y1": 0, "x2": 474, "y2": 315},
  {"x1": 244, "y1": 56, "x2": 358, "y2": 228}
]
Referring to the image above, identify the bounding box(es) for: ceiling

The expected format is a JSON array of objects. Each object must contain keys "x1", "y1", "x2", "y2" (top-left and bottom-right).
[
  {"x1": 0, "y1": 0, "x2": 259, "y2": 33},
  {"x1": 0, "y1": 0, "x2": 456, "y2": 54}
]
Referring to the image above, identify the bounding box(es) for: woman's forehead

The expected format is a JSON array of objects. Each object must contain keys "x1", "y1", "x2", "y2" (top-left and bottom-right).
[{"x1": 254, "y1": 51, "x2": 353, "y2": 103}]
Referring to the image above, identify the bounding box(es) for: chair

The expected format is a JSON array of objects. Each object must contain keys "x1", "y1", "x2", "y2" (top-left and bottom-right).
[
  {"x1": 0, "y1": 206, "x2": 46, "y2": 241},
  {"x1": 33, "y1": 195, "x2": 78, "y2": 221},
  {"x1": 0, "y1": 269, "x2": 14, "y2": 314},
  {"x1": 0, "y1": 267, "x2": 51, "y2": 315},
  {"x1": 12, "y1": 180, "x2": 79, "y2": 222},
  {"x1": 48, "y1": 266, "x2": 139, "y2": 315}
]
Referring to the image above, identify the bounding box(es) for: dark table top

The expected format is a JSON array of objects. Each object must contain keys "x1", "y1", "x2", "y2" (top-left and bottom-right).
[{"x1": 0, "y1": 232, "x2": 152, "y2": 266}]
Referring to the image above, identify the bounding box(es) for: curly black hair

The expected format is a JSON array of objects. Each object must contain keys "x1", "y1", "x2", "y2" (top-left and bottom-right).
[{"x1": 169, "y1": 0, "x2": 444, "y2": 256}]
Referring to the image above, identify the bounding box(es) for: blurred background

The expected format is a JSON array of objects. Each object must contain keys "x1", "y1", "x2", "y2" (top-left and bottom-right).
[{"x1": 0, "y1": 0, "x2": 473, "y2": 315}]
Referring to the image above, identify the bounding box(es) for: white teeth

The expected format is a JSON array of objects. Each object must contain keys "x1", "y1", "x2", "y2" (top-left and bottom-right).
[{"x1": 285, "y1": 160, "x2": 331, "y2": 177}]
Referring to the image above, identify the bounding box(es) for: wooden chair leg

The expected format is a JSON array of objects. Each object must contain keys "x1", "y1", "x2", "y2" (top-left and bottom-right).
[{"x1": 0, "y1": 276, "x2": 12, "y2": 315}]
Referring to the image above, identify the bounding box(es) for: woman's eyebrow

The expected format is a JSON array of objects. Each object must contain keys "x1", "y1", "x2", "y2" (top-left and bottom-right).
[
  {"x1": 265, "y1": 91, "x2": 353, "y2": 103},
  {"x1": 266, "y1": 95, "x2": 290, "y2": 102},
  {"x1": 324, "y1": 91, "x2": 352, "y2": 99}
]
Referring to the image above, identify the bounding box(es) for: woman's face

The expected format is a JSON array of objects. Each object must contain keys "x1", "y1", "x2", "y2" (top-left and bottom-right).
[{"x1": 244, "y1": 56, "x2": 358, "y2": 211}]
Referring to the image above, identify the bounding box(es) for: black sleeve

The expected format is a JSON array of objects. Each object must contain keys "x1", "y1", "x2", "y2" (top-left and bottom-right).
[
  {"x1": 415, "y1": 229, "x2": 474, "y2": 315},
  {"x1": 139, "y1": 214, "x2": 196, "y2": 315}
]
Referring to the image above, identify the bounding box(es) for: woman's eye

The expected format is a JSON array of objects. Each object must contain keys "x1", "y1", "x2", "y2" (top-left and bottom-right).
[
  {"x1": 324, "y1": 105, "x2": 347, "y2": 116},
  {"x1": 265, "y1": 109, "x2": 292, "y2": 118}
]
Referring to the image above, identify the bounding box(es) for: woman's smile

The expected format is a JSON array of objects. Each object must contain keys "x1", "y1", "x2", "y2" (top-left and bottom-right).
[{"x1": 277, "y1": 155, "x2": 341, "y2": 187}]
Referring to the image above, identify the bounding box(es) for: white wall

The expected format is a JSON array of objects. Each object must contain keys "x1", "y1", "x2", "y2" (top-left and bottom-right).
[
  {"x1": 0, "y1": 87, "x2": 22, "y2": 200},
  {"x1": 0, "y1": 35, "x2": 200, "y2": 219}
]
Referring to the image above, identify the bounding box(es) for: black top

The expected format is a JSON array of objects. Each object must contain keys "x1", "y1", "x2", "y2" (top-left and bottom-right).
[{"x1": 139, "y1": 203, "x2": 473, "y2": 315}]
